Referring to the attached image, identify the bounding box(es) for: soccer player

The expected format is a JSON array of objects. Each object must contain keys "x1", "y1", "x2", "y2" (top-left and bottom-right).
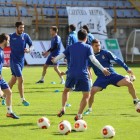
[
  {"x1": 84, "y1": 39, "x2": 139, "y2": 114},
  {"x1": 83, "y1": 25, "x2": 94, "y2": 87},
  {"x1": 52, "y1": 29, "x2": 110, "y2": 121},
  {"x1": 2, "y1": 21, "x2": 34, "y2": 106},
  {"x1": 0, "y1": 33, "x2": 19, "y2": 119},
  {"x1": 36, "y1": 26, "x2": 65, "y2": 84}
]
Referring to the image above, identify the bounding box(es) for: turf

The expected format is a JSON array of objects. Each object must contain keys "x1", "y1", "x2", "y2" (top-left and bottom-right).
[{"x1": 0, "y1": 64, "x2": 140, "y2": 140}]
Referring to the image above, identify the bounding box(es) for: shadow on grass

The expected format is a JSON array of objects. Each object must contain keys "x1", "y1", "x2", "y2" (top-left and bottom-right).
[
  {"x1": 19, "y1": 114, "x2": 57, "y2": 116},
  {"x1": 0, "y1": 123, "x2": 34, "y2": 127},
  {"x1": 52, "y1": 130, "x2": 77, "y2": 135},
  {"x1": 120, "y1": 114, "x2": 138, "y2": 117},
  {"x1": 94, "y1": 137, "x2": 104, "y2": 139}
]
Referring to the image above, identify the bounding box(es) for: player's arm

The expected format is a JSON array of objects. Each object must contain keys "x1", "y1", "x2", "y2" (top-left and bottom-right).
[
  {"x1": 89, "y1": 55, "x2": 110, "y2": 76},
  {"x1": 107, "y1": 51, "x2": 133, "y2": 75}
]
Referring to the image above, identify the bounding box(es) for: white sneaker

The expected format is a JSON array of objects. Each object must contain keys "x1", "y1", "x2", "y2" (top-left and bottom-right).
[{"x1": 60, "y1": 81, "x2": 65, "y2": 84}]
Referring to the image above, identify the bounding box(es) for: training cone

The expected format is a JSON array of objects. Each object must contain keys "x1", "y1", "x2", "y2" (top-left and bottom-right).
[
  {"x1": 66, "y1": 104, "x2": 72, "y2": 107},
  {"x1": 51, "y1": 82, "x2": 56, "y2": 84},
  {"x1": 55, "y1": 90, "x2": 60, "y2": 92}
]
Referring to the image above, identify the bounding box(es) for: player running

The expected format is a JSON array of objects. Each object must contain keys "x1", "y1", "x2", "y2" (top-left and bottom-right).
[
  {"x1": 2, "y1": 21, "x2": 34, "y2": 106},
  {"x1": 52, "y1": 29, "x2": 111, "y2": 121},
  {"x1": 36, "y1": 26, "x2": 65, "y2": 84},
  {"x1": 84, "y1": 39, "x2": 139, "y2": 115},
  {"x1": 0, "y1": 33, "x2": 19, "y2": 119}
]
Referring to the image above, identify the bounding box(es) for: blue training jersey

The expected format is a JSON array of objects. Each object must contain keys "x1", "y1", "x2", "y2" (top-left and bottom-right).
[
  {"x1": 9, "y1": 32, "x2": 32, "y2": 65},
  {"x1": 50, "y1": 35, "x2": 61, "y2": 56},
  {"x1": 0, "y1": 47, "x2": 4, "y2": 75},
  {"x1": 86, "y1": 33, "x2": 94, "y2": 45},
  {"x1": 63, "y1": 42, "x2": 94, "y2": 79},
  {"x1": 88, "y1": 49, "x2": 129, "y2": 77}
]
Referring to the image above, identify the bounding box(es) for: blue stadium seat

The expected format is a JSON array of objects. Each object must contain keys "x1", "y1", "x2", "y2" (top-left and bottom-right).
[
  {"x1": 58, "y1": 9, "x2": 64, "y2": 18},
  {"x1": 0, "y1": 8, "x2": 3, "y2": 16},
  {"x1": 6, "y1": 0, "x2": 16, "y2": 7},
  {"x1": 15, "y1": 8, "x2": 17, "y2": 16},
  {"x1": 47, "y1": 9, "x2": 53, "y2": 18},
  {"x1": 90, "y1": 1, "x2": 97, "y2": 6},
  {"x1": 38, "y1": 0, "x2": 44, "y2": 6},
  {"x1": 83, "y1": 1, "x2": 89, "y2": 6},
  {"x1": 124, "y1": 1, "x2": 134, "y2": 9},
  {"x1": 67, "y1": 1, "x2": 72, "y2": 6},
  {"x1": 43, "y1": 8, "x2": 47, "y2": 15},
  {"x1": 44, "y1": 0, "x2": 49, "y2": 8},
  {"x1": 52, "y1": 9, "x2": 56, "y2": 17},
  {"x1": 116, "y1": 10, "x2": 125, "y2": 18},
  {"x1": 21, "y1": 8, "x2": 27, "y2": 17},
  {"x1": 77, "y1": 1, "x2": 83, "y2": 6},
  {"x1": 61, "y1": 1, "x2": 66, "y2": 8},
  {"x1": 9, "y1": 8, "x2": 15, "y2": 16},
  {"x1": 56, "y1": 1, "x2": 61, "y2": 8},
  {"x1": 3, "y1": 7, "x2": 9, "y2": 16},
  {"x1": 0, "y1": 0, "x2": 5, "y2": 6},
  {"x1": 99, "y1": 1, "x2": 108, "y2": 9},
  {"x1": 116, "y1": 1, "x2": 124, "y2": 9},
  {"x1": 107, "y1": 1, "x2": 115, "y2": 8},
  {"x1": 106, "y1": 10, "x2": 114, "y2": 18},
  {"x1": 50, "y1": 1, "x2": 55, "y2": 8},
  {"x1": 32, "y1": 0, "x2": 38, "y2": 7},
  {"x1": 124, "y1": 10, "x2": 133, "y2": 18},
  {"x1": 72, "y1": 1, "x2": 77, "y2": 6},
  {"x1": 132, "y1": 10, "x2": 140, "y2": 18},
  {"x1": 26, "y1": 0, "x2": 32, "y2": 6},
  {"x1": 64, "y1": 9, "x2": 68, "y2": 18}
]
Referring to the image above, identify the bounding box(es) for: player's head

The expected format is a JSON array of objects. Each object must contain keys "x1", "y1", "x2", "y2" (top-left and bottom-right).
[
  {"x1": 91, "y1": 39, "x2": 101, "y2": 53},
  {"x1": 50, "y1": 26, "x2": 58, "y2": 36},
  {"x1": 15, "y1": 21, "x2": 24, "y2": 35},
  {"x1": 0, "y1": 33, "x2": 10, "y2": 48},
  {"x1": 69, "y1": 24, "x2": 76, "y2": 32},
  {"x1": 83, "y1": 25, "x2": 90, "y2": 33},
  {"x1": 78, "y1": 29, "x2": 87, "y2": 42}
]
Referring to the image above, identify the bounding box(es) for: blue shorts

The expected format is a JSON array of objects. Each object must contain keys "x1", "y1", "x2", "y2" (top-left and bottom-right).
[
  {"x1": 93, "y1": 74, "x2": 125, "y2": 89},
  {"x1": 65, "y1": 77, "x2": 90, "y2": 92},
  {"x1": 0, "y1": 78, "x2": 9, "y2": 89},
  {"x1": 10, "y1": 59, "x2": 24, "y2": 77},
  {"x1": 45, "y1": 54, "x2": 60, "y2": 65}
]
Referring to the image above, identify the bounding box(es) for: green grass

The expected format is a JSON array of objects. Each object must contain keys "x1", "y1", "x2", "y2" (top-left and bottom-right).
[{"x1": 0, "y1": 64, "x2": 140, "y2": 140}]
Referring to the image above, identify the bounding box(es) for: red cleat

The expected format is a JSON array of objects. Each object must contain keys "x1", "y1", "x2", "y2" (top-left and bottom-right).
[{"x1": 57, "y1": 109, "x2": 65, "y2": 117}]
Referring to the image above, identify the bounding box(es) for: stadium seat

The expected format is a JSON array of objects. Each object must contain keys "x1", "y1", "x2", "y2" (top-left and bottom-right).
[
  {"x1": 124, "y1": 1, "x2": 134, "y2": 9},
  {"x1": 44, "y1": 0, "x2": 49, "y2": 8},
  {"x1": 99, "y1": 1, "x2": 108, "y2": 9},
  {"x1": 50, "y1": 1, "x2": 55, "y2": 8},
  {"x1": 32, "y1": 0, "x2": 38, "y2": 7},
  {"x1": 15, "y1": 8, "x2": 17, "y2": 16},
  {"x1": 116, "y1": 10, "x2": 125, "y2": 18},
  {"x1": 132, "y1": 10, "x2": 140, "y2": 18},
  {"x1": 38, "y1": 0, "x2": 44, "y2": 6},
  {"x1": 0, "y1": 8, "x2": 4, "y2": 16},
  {"x1": 3, "y1": 7, "x2": 9, "y2": 16},
  {"x1": 26, "y1": 0, "x2": 32, "y2": 6},
  {"x1": 58, "y1": 9, "x2": 64, "y2": 18},
  {"x1": 0, "y1": 0, "x2": 5, "y2": 6},
  {"x1": 9, "y1": 8, "x2": 15, "y2": 16},
  {"x1": 61, "y1": 1, "x2": 66, "y2": 8},
  {"x1": 116, "y1": 1, "x2": 124, "y2": 9},
  {"x1": 56, "y1": 1, "x2": 61, "y2": 8},
  {"x1": 124, "y1": 10, "x2": 133, "y2": 18},
  {"x1": 47, "y1": 9, "x2": 53, "y2": 18},
  {"x1": 67, "y1": 1, "x2": 72, "y2": 6},
  {"x1": 52, "y1": 9, "x2": 56, "y2": 17},
  {"x1": 64, "y1": 9, "x2": 68, "y2": 18},
  {"x1": 77, "y1": 1, "x2": 83, "y2": 6},
  {"x1": 83, "y1": 1, "x2": 89, "y2": 6},
  {"x1": 6, "y1": 0, "x2": 16, "y2": 7},
  {"x1": 21, "y1": 8, "x2": 27, "y2": 17},
  {"x1": 90, "y1": 1, "x2": 97, "y2": 6},
  {"x1": 72, "y1": 1, "x2": 77, "y2": 6},
  {"x1": 106, "y1": 10, "x2": 114, "y2": 18},
  {"x1": 42, "y1": 8, "x2": 47, "y2": 15},
  {"x1": 107, "y1": 1, "x2": 115, "y2": 8}
]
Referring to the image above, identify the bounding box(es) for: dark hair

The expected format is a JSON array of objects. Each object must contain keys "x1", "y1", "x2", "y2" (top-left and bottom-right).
[
  {"x1": 51, "y1": 26, "x2": 58, "y2": 33},
  {"x1": 78, "y1": 29, "x2": 87, "y2": 40},
  {"x1": 83, "y1": 25, "x2": 90, "y2": 33},
  {"x1": 69, "y1": 24, "x2": 76, "y2": 31},
  {"x1": 15, "y1": 21, "x2": 25, "y2": 28},
  {"x1": 0, "y1": 33, "x2": 9, "y2": 44},
  {"x1": 91, "y1": 39, "x2": 100, "y2": 46}
]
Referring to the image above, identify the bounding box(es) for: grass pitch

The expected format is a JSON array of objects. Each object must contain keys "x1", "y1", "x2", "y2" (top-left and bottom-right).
[{"x1": 0, "y1": 64, "x2": 140, "y2": 140}]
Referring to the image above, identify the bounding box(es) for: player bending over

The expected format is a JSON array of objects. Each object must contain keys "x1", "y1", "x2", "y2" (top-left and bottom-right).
[
  {"x1": 0, "y1": 33, "x2": 19, "y2": 119},
  {"x1": 84, "y1": 39, "x2": 139, "y2": 115},
  {"x1": 36, "y1": 26, "x2": 65, "y2": 84},
  {"x1": 52, "y1": 29, "x2": 110, "y2": 121}
]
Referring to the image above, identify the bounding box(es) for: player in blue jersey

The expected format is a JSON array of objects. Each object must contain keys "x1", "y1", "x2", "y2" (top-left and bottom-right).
[
  {"x1": 36, "y1": 26, "x2": 65, "y2": 84},
  {"x1": 84, "y1": 39, "x2": 139, "y2": 114},
  {"x1": 2, "y1": 21, "x2": 34, "y2": 106},
  {"x1": 0, "y1": 33, "x2": 19, "y2": 119},
  {"x1": 52, "y1": 29, "x2": 110, "y2": 121},
  {"x1": 83, "y1": 25, "x2": 94, "y2": 87}
]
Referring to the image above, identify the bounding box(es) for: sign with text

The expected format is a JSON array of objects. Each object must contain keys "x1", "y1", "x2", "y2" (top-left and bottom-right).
[{"x1": 3, "y1": 47, "x2": 11, "y2": 66}]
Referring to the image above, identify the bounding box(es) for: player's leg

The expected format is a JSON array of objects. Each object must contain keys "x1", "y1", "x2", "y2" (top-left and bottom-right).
[
  {"x1": 57, "y1": 87, "x2": 71, "y2": 117},
  {"x1": 36, "y1": 64, "x2": 49, "y2": 83},
  {"x1": 54, "y1": 65, "x2": 65, "y2": 84},
  {"x1": 88, "y1": 67, "x2": 92, "y2": 87},
  {"x1": 117, "y1": 78, "x2": 139, "y2": 104},
  {"x1": 8, "y1": 75, "x2": 17, "y2": 89}
]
